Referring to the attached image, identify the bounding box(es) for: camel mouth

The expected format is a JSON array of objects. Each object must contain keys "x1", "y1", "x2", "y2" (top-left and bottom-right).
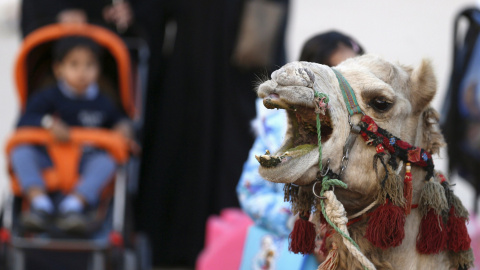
[{"x1": 256, "y1": 93, "x2": 333, "y2": 168}]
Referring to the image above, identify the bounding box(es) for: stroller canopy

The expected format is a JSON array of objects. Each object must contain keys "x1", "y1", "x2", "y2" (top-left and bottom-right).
[{"x1": 14, "y1": 23, "x2": 135, "y2": 118}]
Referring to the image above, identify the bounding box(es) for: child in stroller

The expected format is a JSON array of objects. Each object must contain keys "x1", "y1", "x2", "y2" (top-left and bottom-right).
[{"x1": 10, "y1": 36, "x2": 133, "y2": 235}]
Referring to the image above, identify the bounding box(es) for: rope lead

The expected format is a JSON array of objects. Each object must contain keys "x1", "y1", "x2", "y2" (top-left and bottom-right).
[{"x1": 314, "y1": 90, "x2": 373, "y2": 270}]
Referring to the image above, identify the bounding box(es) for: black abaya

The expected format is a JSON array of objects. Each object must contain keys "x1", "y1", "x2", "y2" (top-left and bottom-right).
[
  {"x1": 20, "y1": 0, "x2": 108, "y2": 37},
  {"x1": 133, "y1": 0, "x2": 287, "y2": 267}
]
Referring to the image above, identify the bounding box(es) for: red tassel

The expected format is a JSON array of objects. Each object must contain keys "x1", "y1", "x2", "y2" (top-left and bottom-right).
[
  {"x1": 289, "y1": 212, "x2": 316, "y2": 254},
  {"x1": 447, "y1": 206, "x2": 471, "y2": 252},
  {"x1": 365, "y1": 199, "x2": 406, "y2": 249},
  {"x1": 320, "y1": 229, "x2": 332, "y2": 256},
  {"x1": 404, "y1": 163, "x2": 413, "y2": 214},
  {"x1": 416, "y1": 208, "x2": 447, "y2": 254},
  {"x1": 318, "y1": 242, "x2": 338, "y2": 270},
  {"x1": 320, "y1": 237, "x2": 328, "y2": 256}
]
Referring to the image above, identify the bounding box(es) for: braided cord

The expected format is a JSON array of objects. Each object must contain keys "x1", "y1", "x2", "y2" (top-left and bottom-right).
[
  {"x1": 320, "y1": 186, "x2": 376, "y2": 270},
  {"x1": 314, "y1": 90, "x2": 373, "y2": 270},
  {"x1": 314, "y1": 91, "x2": 329, "y2": 173},
  {"x1": 319, "y1": 178, "x2": 357, "y2": 247},
  {"x1": 317, "y1": 113, "x2": 322, "y2": 172}
]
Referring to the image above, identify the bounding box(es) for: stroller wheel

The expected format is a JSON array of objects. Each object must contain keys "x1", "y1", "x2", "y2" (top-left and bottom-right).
[
  {"x1": 134, "y1": 233, "x2": 152, "y2": 270},
  {"x1": 0, "y1": 242, "x2": 7, "y2": 269},
  {"x1": 88, "y1": 251, "x2": 106, "y2": 270},
  {"x1": 6, "y1": 247, "x2": 25, "y2": 270},
  {"x1": 108, "y1": 247, "x2": 123, "y2": 270},
  {"x1": 123, "y1": 250, "x2": 136, "y2": 270},
  {"x1": 108, "y1": 247, "x2": 136, "y2": 270}
]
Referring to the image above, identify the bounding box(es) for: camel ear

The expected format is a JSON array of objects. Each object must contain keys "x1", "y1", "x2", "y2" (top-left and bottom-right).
[
  {"x1": 421, "y1": 107, "x2": 445, "y2": 155},
  {"x1": 410, "y1": 59, "x2": 437, "y2": 114}
]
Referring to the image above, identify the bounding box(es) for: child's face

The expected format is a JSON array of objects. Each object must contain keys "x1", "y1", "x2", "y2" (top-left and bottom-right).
[
  {"x1": 327, "y1": 43, "x2": 358, "y2": 66},
  {"x1": 54, "y1": 46, "x2": 99, "y2": 94}
]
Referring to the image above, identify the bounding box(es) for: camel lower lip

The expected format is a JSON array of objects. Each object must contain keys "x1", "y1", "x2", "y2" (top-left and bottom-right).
[
  {"x1": 256, "y1": 144, "x2": 317, "y2": 168},
  {"x1": 263, "y1": 94, "x2": 296, "y2": 110}
]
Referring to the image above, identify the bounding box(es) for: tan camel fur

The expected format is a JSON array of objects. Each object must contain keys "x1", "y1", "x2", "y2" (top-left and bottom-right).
[{"x1": 256, "y1": 55, "x2": 470, "y2": 269}]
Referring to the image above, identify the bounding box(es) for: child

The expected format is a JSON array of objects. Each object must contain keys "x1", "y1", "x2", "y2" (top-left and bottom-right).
[
  {"x1": 10, "y1": 36, "x2": 132, "y2": 234},
  {"x1": 237, "y1": 31, "x2": 364, "y2": 265}
]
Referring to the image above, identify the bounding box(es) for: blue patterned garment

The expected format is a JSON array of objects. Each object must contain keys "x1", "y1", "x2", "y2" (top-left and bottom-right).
[{"x1": 237, "y1": 99, "x2": 292, "y2": 237}]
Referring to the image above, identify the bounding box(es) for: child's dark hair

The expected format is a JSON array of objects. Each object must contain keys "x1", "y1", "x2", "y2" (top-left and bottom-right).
[
  {"x1": 53, "y1": 36, "x2": 102, "y2": 63},
  {"x1": 299, "y1": 30, "x2": 365, "y2": 65}
]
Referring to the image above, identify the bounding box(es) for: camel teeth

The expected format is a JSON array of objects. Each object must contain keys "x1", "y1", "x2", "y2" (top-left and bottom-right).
[{"x1": 261, "y1": 155, "x2": 271, "y2": 160}]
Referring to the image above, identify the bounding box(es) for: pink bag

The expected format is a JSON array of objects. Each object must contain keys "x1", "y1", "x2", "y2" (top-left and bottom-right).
[
  {"x1": 468, "y1": 213, "x2": 480, "y2": 269},
  {"x1": 196, "y1": 208, "x2": 254, "y2": 270}
]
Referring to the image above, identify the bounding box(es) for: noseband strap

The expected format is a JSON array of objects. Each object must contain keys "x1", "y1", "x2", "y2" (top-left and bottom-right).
[
  {"x1": 332, "y1": 68, "x2": 363, "y2": 116},
  {"x1": 324, "y1": 68, "x2": 364, "y2": 179}
]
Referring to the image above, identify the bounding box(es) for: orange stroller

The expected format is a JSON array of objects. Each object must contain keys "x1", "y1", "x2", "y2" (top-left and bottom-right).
[{"x1": 0, "y1": 23, "x2": 150, "y2": 270}]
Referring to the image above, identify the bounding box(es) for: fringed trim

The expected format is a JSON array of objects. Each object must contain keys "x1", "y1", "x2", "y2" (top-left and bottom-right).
[
  {"x1": 438, "y1": 173, "x2": 472, "y2": 256},
  {"x1": 288, "y1": 211, "x2": 316, "y2": 255},
  {"x1": 446, "y1": 206, "x2": 471, "y2": 253},
  {"x1": 418, "y1": 179, "x2": 448, "y2": 217},
  {"x1": 365, "y1": 198, "x2": 405, "y2": 249},
  {"x1": 318, "y1": 242, "x2": 339, "y2": 270},
  {"x1": 403, "y1": 163, "x2": 413, "y2": 214},
  {"x1": 372, "y1": 151, "x2": 405, "y2": 207},
  {"x1": 435, "y1": 172, "x2": 469, "y2": 221},
  {"x1": 416, "y1": 177, "x2": 449, "y2": 254},
  {"x1": 290, "y1": 185, "x2": 316, "y2": 215},
  {"x1": 416, "y1": 208, "x2": 447, "y2": 254},
  {"x1": 382, "y1": 166, "x2": 405, "y2": 208},
  {"x1": 284, "y1": 183, "x2": 299, "y2": 203},
  {"x1": 449, "y1": 249, "x2": 474, "y2": 270},
  {"x1": 451, "y1": 193, "x2": 469, "y2": 220}
]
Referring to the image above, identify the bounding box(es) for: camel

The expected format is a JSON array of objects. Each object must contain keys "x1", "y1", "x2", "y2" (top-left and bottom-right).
[{"x1": 255, "y1": 55, "x2": 473, "y2": 270}]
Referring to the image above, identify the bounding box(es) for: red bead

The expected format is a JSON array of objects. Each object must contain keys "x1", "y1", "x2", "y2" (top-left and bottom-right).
[{"x1": 376, "y1": 144, "x2": 385, "y2": 153}]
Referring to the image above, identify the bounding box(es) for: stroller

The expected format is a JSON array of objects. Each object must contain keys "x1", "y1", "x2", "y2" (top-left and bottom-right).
[{"x1": 0, "y1": 23, "x2": 150, "y2": 270}]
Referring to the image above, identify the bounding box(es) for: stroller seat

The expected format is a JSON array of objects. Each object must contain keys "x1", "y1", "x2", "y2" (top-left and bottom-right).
[{"x1": 6, "y1": 127, "x2": 129, "y2": 196}]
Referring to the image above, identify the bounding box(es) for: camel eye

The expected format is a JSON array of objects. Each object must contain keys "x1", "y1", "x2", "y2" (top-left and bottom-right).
[{"x1": 369, "y1": 97, "x2": 393, "y2": 112}]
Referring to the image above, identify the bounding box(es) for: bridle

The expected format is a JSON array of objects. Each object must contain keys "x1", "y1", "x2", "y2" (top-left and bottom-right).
[
  {"x1": 312, "y1": 68, "x2": 435, "y2": 197},
  {"x1": 287, "y1": 66, "x2": 471, "y2": 270},
  {"x1": 313, "y1": 68, "x2": 365, "y2": 183}
]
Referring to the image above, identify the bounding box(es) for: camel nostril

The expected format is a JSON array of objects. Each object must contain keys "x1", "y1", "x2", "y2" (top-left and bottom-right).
[
  {"x1": 268, "y1": 93, "x2": 280, "y2": 99},
  {"x1": 301, "y1": 68, "x2": 315, "y2": 85}
]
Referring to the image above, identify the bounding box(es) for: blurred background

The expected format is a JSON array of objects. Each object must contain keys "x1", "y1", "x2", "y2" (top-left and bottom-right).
[
  {"x1": 0, "y1": 0, "x2": 479, "y2": 269},
  {"x1": 0, "y1": 0, "x2": 477, "y2": 202}
]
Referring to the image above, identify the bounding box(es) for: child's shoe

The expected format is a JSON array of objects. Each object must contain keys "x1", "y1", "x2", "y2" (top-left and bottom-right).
[
  {"x1": 21, "y1": 194, "x2": 54, "y2": 232},
  {"x1": 56, "y1": 194, "x2": 88, "y2": 234},
  {"x1": 21, "y1": 208, "x2": 51, "y2": 232},
  {"x1": 56, "y1": 212, "x2": 88, "y2": 235}
]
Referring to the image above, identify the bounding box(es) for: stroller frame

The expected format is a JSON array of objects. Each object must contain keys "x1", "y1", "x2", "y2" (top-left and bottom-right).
[{"x1": 0, "y1": 23, "x2": 151, "y2": 270}]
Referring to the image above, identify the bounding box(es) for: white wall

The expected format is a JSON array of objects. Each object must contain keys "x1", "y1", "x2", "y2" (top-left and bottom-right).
[
  {"x1": 287, "y1": 1, "x2": 475, "y2": 108},
  {"x1": 0, "y1": 0, "x2": 20, "y2": 210}
]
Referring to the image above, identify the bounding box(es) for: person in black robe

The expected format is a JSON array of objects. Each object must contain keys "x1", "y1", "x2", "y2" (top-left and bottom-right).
[
  {"x1": 20, "y1": 0, "x2": 135, "y2": 38},
  {"x1": 132, "y1": 0, "x2": 288, "y2": 267},
  {"x1": 19, "y1": 0, "x2": 288, "y2": 266}
]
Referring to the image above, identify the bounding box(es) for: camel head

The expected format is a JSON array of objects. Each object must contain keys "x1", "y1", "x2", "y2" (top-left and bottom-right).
[
  {"x1": 256, "y1": 54, "x2": 444, "y2": 212},
  {"x1": 256, "y1": 54, "x2": 473, "y2": 270}
]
